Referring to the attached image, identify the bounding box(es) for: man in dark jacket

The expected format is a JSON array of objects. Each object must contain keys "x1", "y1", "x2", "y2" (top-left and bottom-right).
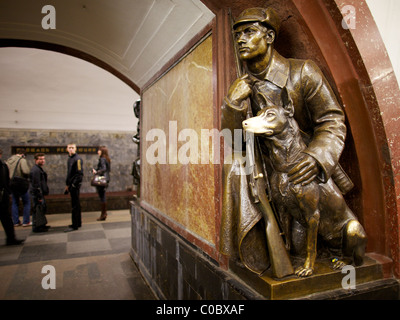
[
  {"x1": 30, "y1": 153, "x2": 50, "y2": 233},
  {"x1": 64, "y1": 144, "x2": 83, "y2": 232},
  {"x1": 0, "y1": 148, "x2": 24, "y2": 245}
]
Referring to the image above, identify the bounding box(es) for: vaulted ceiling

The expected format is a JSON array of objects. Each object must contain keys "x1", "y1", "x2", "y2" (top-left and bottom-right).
[
  {"x1": 0, "y1": 0, "x2": 215, "y2": 91},
  {"x1": 0, "y1": 0, "x2": 214, "y2": 131}
]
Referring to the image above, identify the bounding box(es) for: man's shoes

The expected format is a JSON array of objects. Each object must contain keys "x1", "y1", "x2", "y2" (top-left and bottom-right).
[
  {"x1": 64, "y1": 226, "x2": 78, "y2": 232},
  {"x1": 6, "y1": 238, "x2": 24, "y2": 246},
  {"x1": 23, "y1": 222, "x2": 32, "y2": 227},
  {"x1": 14, "y1": 222, "x2": 22, "y2": 227}
]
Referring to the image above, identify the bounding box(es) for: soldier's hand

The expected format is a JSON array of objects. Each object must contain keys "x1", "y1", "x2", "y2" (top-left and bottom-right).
[
  {"x1": 227, "y1": 74, "x2": 253, "y2": 106},
  {"x1": 288, "y1": 154, "x2": 320, "y2": 186}
]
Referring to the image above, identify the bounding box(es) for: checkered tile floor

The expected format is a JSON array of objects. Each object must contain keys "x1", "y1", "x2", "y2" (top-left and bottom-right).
[{"x1": 0, "y1": 210, "x2": 155, "y2": 300}]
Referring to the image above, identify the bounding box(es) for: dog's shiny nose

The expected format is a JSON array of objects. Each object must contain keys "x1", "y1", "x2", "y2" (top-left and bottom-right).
[{"x1": 243, "y1": 122, "x2": 248, "y2": 126}]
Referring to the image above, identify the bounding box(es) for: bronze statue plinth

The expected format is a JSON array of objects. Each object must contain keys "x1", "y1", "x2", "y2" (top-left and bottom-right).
[{"x1": 229, "y1": 254, "x2": 385, "y2": 299}]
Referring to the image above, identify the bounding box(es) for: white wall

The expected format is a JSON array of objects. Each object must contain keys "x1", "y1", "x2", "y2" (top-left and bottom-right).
[
  {"x1": 0, "y1": 47, "x2": 139, "y2": 132},
  {"x1": 366, "y1": 0, "x2": 400, "y2": 85}
]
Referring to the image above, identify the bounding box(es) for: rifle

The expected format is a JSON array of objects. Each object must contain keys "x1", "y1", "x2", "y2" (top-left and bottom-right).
[{"x1": 229, "y1": 10, "x2": 293, "y2": 278}]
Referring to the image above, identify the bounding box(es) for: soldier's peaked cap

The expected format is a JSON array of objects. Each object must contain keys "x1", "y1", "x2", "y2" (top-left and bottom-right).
[{"x1": 233, "y1": 7, "x2": 280, "y2": 35}]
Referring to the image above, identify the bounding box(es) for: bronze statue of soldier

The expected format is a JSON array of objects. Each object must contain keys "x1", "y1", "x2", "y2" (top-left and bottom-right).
[{"x1": 220, "y1": 7, "x2": 367, "y2": 278}]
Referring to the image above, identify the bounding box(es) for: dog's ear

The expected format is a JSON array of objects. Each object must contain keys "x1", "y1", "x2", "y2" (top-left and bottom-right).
[{"x1": 281, "y1": 87, "x2": 294, "y2": 117}]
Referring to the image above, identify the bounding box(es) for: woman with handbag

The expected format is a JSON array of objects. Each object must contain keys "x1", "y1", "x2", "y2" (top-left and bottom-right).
[{"x1": 92, "y1": 146, "x2": 111, "y2": 221}]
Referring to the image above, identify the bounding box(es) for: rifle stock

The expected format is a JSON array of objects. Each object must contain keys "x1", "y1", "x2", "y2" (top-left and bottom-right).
[{"x1": 253, "y1": 139, "x2": 294, "y2": 278}]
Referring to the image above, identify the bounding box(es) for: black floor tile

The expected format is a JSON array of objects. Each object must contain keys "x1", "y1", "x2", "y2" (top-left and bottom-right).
[{"x1": 18, "y1": 243, "x2": 67, "y2": 263}]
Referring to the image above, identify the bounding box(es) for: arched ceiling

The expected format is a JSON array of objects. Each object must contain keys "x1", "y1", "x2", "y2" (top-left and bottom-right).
[
  {"x1": 0, "y1": 47, "x2": 140, "y2": 131},
  {"x1": 0, "y1": 0, "x2": 215, "y2": 91}
]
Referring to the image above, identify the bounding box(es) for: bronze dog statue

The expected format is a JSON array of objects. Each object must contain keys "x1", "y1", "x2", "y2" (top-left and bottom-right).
[{"x1": 242, "y1": 88, "x2": 367, "y2": 277}]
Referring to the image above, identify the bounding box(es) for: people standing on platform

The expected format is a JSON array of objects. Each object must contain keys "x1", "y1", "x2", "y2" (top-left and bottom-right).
[
  {"x1": 30, "y1": 153, "x2": 50, "y2": 233},
  {"x1": 64, "y1": 144, "x2": 83, "y2": 232},
  {"x1": 6, "y1": 148, "x2": 31, "y2": 227},
  {"x1": 0, "y1": 148, "x2": 24, "y2": 245},
  {"x1": 92, "y1": 146, "x2": 111, "y2": 221}
]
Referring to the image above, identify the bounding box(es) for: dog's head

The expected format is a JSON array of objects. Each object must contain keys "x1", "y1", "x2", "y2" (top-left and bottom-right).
[{"x1": 242, "y1": 87, "x2": 294, "y2": 137}]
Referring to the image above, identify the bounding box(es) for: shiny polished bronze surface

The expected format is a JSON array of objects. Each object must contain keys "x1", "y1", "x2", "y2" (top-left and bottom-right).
[
  {"x1": 220, "y1": 7, "x2": 367, "y2": 279},
  {"x1": 229, "y1": 254, "x2": 382, "y2": 299}
]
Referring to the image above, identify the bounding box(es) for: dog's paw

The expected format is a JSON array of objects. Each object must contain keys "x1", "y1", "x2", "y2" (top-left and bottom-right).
[
  {"x1": 295, "y1": 266, "x2": 314, "y2": 277},
  {"x1": 331, "y1": 257, "x2": 346, "y2": 270}
]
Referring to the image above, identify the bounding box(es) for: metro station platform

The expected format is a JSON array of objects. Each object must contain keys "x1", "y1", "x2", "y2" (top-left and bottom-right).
[{"x1": 0, "y1": 209, "x2": 155, "y2": 300}]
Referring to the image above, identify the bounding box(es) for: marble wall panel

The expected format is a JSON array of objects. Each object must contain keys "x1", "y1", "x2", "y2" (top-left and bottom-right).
[{"x1": 141, "y1": 35, "x2": 215, "y2": 245}]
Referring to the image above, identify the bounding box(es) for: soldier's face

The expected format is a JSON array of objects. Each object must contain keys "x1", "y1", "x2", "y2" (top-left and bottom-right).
[{"x1": 235, "y1": 23, "x2": 269, "y2": 61}]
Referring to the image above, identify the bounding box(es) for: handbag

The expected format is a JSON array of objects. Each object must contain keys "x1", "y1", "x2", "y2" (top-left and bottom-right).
[
  {"x1": 9, "y1": 158, "x2": 29, "y2": 194},
  {"x1": 91, "y1": 174, "x2": 108, "y2": 187}
]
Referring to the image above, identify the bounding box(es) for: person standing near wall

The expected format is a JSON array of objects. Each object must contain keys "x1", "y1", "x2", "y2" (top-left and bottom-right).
[
  {"x1": 6, "y1": 148, "x2": 31, "y2": 227},
  {"x1": 64, "y1": 144, "x2": 83, "y2": 232},
  {"x1": 30, "y1": 153, "x2": 50, "y2": 233},
  {"x1": 0, "y1": 148, "x2": 24, "y2": 245},
  {"x1": 92, "y1": 146, "x2": 111, "y2": 221}
]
